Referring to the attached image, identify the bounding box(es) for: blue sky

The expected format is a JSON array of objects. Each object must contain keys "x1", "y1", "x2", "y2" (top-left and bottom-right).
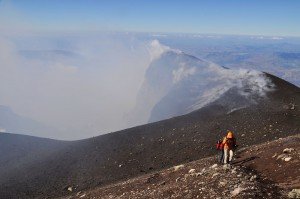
[{"x1": 0, "y1": 0, "x2": 300, "y2": 36}]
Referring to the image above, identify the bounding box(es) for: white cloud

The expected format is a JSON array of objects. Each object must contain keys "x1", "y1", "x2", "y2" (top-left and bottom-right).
[
  {"x1": 172, "y1": 63, "x2": 196, "y2": 83},
  {"x1": 188, "y1": 63, "x2": 275, "y2": 111},
  {"x1": 0, "y1": 33, "x2": 150, "y2": 140},
  {"x1": 271, "y1": 36, "x2": 283, "y2": 40},
  {"x1": 147, "y1": 39, "x2": 170, "y2": 61},
  {"x1": 51, "y1": 63, "x2": 78, "y2": 73}
]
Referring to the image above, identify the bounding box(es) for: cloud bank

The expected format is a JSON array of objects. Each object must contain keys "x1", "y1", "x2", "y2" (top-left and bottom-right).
[{"x1": 0, "y1": 33, "x2": 151, "y2": 140}]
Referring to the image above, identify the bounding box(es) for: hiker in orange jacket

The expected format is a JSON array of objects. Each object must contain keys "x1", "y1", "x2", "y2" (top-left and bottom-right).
[{"x1": 222, "y1": 130, "x2": 237, "y2": 164}]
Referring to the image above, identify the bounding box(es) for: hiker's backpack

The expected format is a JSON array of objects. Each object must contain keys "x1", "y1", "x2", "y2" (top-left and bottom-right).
[
  {"x1": 216, "y1": 140, "x2": 224, "y2": 150},
  {"x1": 226, "y1": 138, "x2": 236, "y2": 149}
]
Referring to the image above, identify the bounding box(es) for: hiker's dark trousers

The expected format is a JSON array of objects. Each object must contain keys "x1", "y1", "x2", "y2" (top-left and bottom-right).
[{"x1": 219, "y1": 150, "x2": 224, "y2": 163}]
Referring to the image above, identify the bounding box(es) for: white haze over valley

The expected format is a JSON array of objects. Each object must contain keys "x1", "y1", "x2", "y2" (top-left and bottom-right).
[
  {"x1": 0, "y1": 33, "x2": 152, "y2": 139},
  {"x1": 1, "y1": 31, "x2": 300, "y2": 140}
]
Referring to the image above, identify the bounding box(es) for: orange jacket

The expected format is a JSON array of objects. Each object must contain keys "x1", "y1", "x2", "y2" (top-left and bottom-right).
[{"x1": 222, "y1": 137, "x2": 236, "y2": 150}]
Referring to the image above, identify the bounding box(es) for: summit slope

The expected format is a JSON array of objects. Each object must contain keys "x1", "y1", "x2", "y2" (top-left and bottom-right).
[{"x1": 62, "y1": 134, "x2": 300, "y2": 199}]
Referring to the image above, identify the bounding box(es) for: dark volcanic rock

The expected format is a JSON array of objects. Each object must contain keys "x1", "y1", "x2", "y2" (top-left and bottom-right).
[{"x1": 0, "y1": 74, "x2": 299, "y2": 198}]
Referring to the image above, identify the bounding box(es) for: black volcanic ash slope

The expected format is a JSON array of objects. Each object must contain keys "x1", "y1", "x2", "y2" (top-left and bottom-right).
[
  {"x1": 0, "y1": 73, "x2": 299, "y2": 199},
  {"x1": 0, "y1": 133, "x2": 69, "y2": 198}
]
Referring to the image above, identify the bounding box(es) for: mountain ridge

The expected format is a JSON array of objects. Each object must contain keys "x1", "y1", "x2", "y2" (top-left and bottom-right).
[{"x1": 130, "y1": 46, "x2": 276, "y2": 125}]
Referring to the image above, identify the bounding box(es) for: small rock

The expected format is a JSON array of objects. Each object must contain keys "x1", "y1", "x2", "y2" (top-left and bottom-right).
[
  {"x1": 188, "y1": 169, "x2": 196, "y2": 174},
  {"x1": 212, "y1": 173, "x2": 220, "y2": 178},
  {"x1": 250, "y1": 175, "x2": 257, "y2": 181},
  {"x1": 276, "y1": 154, "x2": 286, "y2": 160},
  {"x1": 67, "y1": 187, "x2": 73, "y2": 192},
  {"x1": 223, "y1": 164, "x2": 230, "y2": 170},
  {"x1": 290, "y1": 104, "x2": 295, "y2": 110},
  {"x1": 283, "y1": 148, "x2": 295, "y2": 153},
  {"x1": 210, "y1": 164, "x2": 218, "y2": 169},
  {"x1": 288, "y1": 189, "x2": 300, "y2": 198},
  {"x1": 80, "y1": 194, "x2": 86, "y2": 198},
  {"x1": 76, "y1": 191, "x2": 82, "y2": 196},
  {"x1": 219, "y1": 181, "x2": 227, "y2": 186},
  {"x1": 174, "y1": 164, "x2": 184, "y2": 171},
  {"x1": 159, "y1": 181, "x2": 166, "y2": 185},
  {"x1": 231, "y1": 186, "x2": 245, "y2": 197},
  {"x1": 231, "y1": 168, "x2": 237, "y2": 174},
  {"x1": 284, "y1": 157, "x2": 292, "y2": 162}
]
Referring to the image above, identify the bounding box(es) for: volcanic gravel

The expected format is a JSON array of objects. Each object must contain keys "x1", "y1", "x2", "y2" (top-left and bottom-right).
[{"x1": 62, "y1": 134, "x2": 300, "y2": 199}]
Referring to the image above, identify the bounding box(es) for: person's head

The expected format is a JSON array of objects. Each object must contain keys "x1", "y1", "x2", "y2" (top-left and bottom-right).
[{"x1": 226, "y1": 130, "x2": 234, "y2": 138}]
